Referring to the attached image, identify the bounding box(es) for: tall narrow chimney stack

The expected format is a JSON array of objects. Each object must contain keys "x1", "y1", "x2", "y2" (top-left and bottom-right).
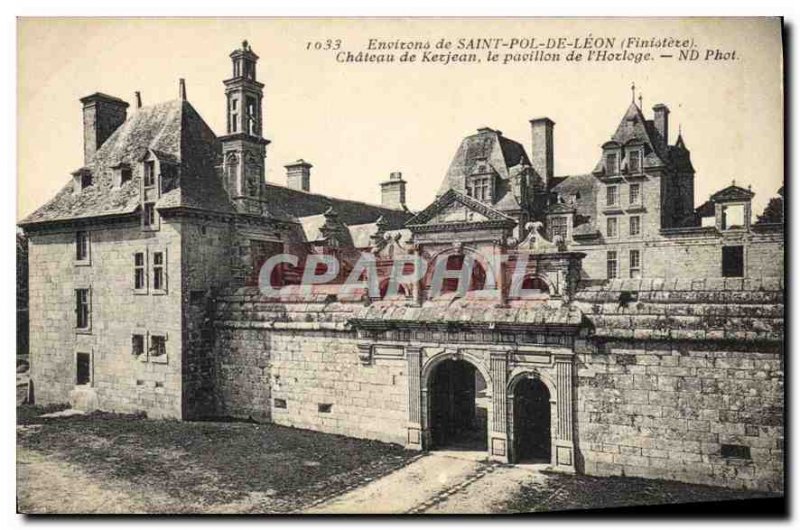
[
  {"x1": 285, "y1": 160, "x2": 312, "y2": 192},
  {"x1": 529, "y1": 117, "x2": 555, "y2": 185},
  {"x1": 135, "y1": 91, "x2": 142, "y2": 109},
  {"x1": 179, "y1": 78, "x2": 187, "y2": 100},
  {"x1": 653, "y1": 104, "x2": 670, "y2": 144},
  {"x1": 380, "y1": 171, "x2": 407, "y2": 210},
  {"x1": 79, "y1": 93, "x2": 129, "y2": 165}
]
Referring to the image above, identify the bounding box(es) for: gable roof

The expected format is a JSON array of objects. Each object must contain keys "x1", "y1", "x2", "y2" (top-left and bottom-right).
[
  {"x1": 20, "y1": 99, "x2": 235, "y2": 226},
  {"x1": 406, "y1": 188, "x2": 515, "y2": 228}
]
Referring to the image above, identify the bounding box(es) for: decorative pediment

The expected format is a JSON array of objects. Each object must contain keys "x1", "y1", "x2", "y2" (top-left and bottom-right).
[
  {"x1": 711, "y1": 183, "x2": 754, "y2": 203},
  {"x1": 406, "y1": 189, "x2": 515, "y2": 229}
]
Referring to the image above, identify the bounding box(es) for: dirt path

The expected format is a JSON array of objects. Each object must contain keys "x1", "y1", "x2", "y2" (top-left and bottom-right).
[
  {"x1": 304, "y1": 451, "x2": 545, "y2": 514},
  {"x1": 17, "y1": 448, "x2": 159, "y2": 514}
]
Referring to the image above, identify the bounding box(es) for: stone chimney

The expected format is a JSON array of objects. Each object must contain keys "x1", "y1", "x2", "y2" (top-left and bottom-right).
[
  {"x1": 79, "y1": 93, "x2": 129, "y2": 165},
  {"x1": 653, "y1": 104, "x2": 670, "y2": 144},
  {"x1": 529, "y1": 117, "x2": 555, "y2": 185},
  {"x1": 285, "y1": 159, "x2": 312, "y2": 192},
  {"x1": 135, "y1": 91, "x2": 142, "y2": 109},
  {"x1": 380, "y1": 171, "x2": 407, "y2": 210},
  {"x1": 179, "y1": 78, "x2": 187, "y2": 100}
]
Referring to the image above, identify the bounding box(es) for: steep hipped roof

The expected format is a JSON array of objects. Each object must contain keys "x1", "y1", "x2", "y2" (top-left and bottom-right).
[
  {"x1": 20, "y1": 99, "x2": 235, "y2": 225},
  {"x1": 551, "y1": 174, "x2": 598, "y2": 236},
  {"x1": 437, "y1": 127, "x2": 531, "y2": 200},
  {"x1": 262, "y1": 182, "x2": 413, "y2": 230}
]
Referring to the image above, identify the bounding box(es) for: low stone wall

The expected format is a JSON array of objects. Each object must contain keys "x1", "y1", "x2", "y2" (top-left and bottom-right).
[{"x1": 574, "y1": 280, "x2": 784, "y2": 491}]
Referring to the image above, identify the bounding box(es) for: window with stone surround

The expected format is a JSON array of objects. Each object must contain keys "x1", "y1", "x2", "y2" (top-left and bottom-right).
[
  {"x1": 75, "y1": 288, "x2": 91, "y2": 331},
  {"x1": 143, "y1": 160, "x2": 156, "y2": 188},
  {"x1": 131, "y1": 334, "x2": 145, "y2": 357},
  {"x1": 134, "y1": 252, "x2": 147, "y2": 292},
  {"x1": 629, "y1": 183, "x2": 641, "y2": 205},
  {"x1": 629, "y1": 215, "x2": 641, "y2": 236},
  {"x1": 76, "y1": 352, "x2": 92, "y2": 386},
  {"x1": 605, "y1": 152, "x2": 619, "y2": 175},
  {"x1": 149, "y1": 335, "x2": 168, "y2": 363},
  {"x1": 606, "y1": 216, "x2": 618, "y2": 238},
  {"x1": 629, "y1": 249, "x2": 642, "y2": 279},
  {"x1": 628, "y1": 149, "x2": 642, "y2": 174},
  {"x1": 722, "y1": 245, "x2": 744, "y2": 278},
  {"x1": 606, "y1": 185, "x2": 619, "y2": 207},
  {"x1": 75, "y1": 231, "x2": 90, "y2": 263},
  {"x1": 467, "y1": 176, "x2": 491, "y2": 202},
  {"x1": 606, "y1": 251, "x2": 618, "y2": 279},
  {"x1": 152, "y1": 251, "x2": 166, "y2": 293},
  {"x1": 549, "y1": 216, "x2": 568, "y2": 241},
  {"x1": 143, "y1": 202, "x2": 157, "y2": 230}
]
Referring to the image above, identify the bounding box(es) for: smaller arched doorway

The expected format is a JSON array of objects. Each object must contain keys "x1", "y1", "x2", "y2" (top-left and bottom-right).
[
  {"x1": 428, "y1": 359, "x2": 488, "y2": 451},
  {"x1": 513, "y1": 377, "x2": 551, "y2": 463}
]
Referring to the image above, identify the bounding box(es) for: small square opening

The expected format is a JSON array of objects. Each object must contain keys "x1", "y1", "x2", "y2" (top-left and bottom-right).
[
  {"x1": 274, "y1": 398, "x2": 287, "y2": 409},
  {"x1": 318, "y1": 403, "x2": 332, "y2": 413}
]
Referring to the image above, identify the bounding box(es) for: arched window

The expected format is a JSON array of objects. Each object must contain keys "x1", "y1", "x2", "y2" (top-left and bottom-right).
[{"x1": 521, "y1": 275, "x2": 550, "y2": 294}]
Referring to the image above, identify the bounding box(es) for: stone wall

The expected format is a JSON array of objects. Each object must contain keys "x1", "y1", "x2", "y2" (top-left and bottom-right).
[
  {"x1": 575, "y1": 340, "x2": 783, "y2": 492},
  {"x1": 27, "y1": 219, "x2": 183, "y2": 418}
]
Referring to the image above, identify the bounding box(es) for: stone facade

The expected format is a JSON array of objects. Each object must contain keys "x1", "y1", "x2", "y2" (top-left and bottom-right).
[{"x1": 20, "y1": 41, "x2": 784, "y2": 495}]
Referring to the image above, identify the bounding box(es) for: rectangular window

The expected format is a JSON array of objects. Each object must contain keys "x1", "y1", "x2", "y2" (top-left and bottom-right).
[
  {"x1": 605, "y1": 153, "x2": 618, "y2": 175},
  {"x1": 75, "y1": 231, "x2": 89, "y2": 262},
  {"x1": 629, "y1": 249, "x2": 642, "y2": 279},
  {"x1": 629, "y1": 215, "x2": 641, "y2": 236},
  {"x1": 152, "y1": 251, "x2": 165, "y2": 291},
  {"x1": 75, "y1": 288, "x2": 90, "y2": 330},
  {"x1": 721, "y1": 444, "x2": 751, "y2": 460},
  {"x1": 607, "y1": 251, "x2": 618, "y2": 279},
  {"x1": 81, "y1": 172, "x2": 93, "y2": 189},
  {"x1": 150, "y1": 335, "x2": 167, "y2": 358},
  {"x1": 630, "y1": 183, "x2": 641, "y2": 205},
  {"x1": 628, "y1": 150, "x2": 642, "y2": 173},
  {"x1": 76, "y1": 352, "x2": 91, "y2": 386},
  {"x1": 549, "y1": 216, "x2": 568, "y2": 241},
  {"x1": 318, "y1": 403, "x2": 333, "y2": 413},
  {"x1": 134, "y1": 252, "x2": 146, "y2": 290},
  {"x1": 143, "y1": 202, "x2": 156, "y2": 229},
  {"x1": 722, "y1": 246, "x2": 744, "y2": 278},
  {"x1": 606, "y1": 185, "x2": 618, "y2": 207},
  {"x1": 606, "y1": 217, "x2": 618, "y2": 238},
  {"x1": 121, "y1": 167, "x2": 132, "y2": 184},
  {"x1": 143, "y1": 161, "x2": 156, "y2": 188},
  {"x1": 132, "y1": 334, "x2": 145, "y2": 356},
  {"x1": 274, "y1": 398, "x2": 287, "y2": 409}
]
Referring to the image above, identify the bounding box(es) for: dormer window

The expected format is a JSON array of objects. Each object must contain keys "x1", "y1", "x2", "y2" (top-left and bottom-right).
[
  {"x1": 81, "y1": 172, "x2": 93, "y2": 189},
  {"x1": 605, "y1": 152, "x2": 619, "y2": 175},
  {"x1": 72, "y1": 168, "x2": 93, "y2": 194},
  {"x1": 121, "y1": 167, "x2": 132, "y2": 184},
  {"x1": 467, "y1": 176, "x2": 492, "y2": 202},
  {"x1": 628, "y1": 149, "x2": 642, "y2": 174},
  {"x1": 143, "y1": 161, "x2": 156, "y2": 188}
]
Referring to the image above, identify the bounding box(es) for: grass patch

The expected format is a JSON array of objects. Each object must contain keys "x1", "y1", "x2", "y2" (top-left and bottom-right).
[{"x1": 17, "y1": 407, "x2": 417, "y2": 513}]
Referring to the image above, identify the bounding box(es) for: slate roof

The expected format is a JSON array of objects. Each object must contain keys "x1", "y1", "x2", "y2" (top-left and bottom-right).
[
  {"x1": 592, "y1": 102, "x2": 694, "y2": 176},
  {"x1": 436, "y1": 127, "x2": 531, "y2": 210},
  {"x1": 550, "y1": 174, "x2": 598, "y2": 236},
  {"x1": 262, "y1": 182, "x2": 412, "y2": 230},
  {"x1": 20, "y1": 99, "x2": 235, "y2": 226}
]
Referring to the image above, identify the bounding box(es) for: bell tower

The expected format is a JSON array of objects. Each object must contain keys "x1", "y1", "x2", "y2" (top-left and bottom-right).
[{"x1": 220, "y1": 40, "x2": 270, "y2": 214}]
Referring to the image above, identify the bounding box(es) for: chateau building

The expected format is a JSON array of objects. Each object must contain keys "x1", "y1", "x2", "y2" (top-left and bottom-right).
[{"x1": 20, "y1": 42, "x2": 784, "y2": 492}]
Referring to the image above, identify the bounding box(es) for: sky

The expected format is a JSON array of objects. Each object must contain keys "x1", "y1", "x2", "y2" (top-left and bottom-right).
[{"x1": 17, "y1": 17, "x2": 783, "y2": 220}]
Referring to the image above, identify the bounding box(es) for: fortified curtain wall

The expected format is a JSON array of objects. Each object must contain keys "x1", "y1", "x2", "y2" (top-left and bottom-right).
[{"x1": 211, "y1": 277, "x2": 784, "y2": 492}]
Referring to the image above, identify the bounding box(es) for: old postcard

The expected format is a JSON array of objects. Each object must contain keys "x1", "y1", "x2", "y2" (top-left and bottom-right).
[{"x1": 16, "y1": 17, "x2": 784, "y2": 515}]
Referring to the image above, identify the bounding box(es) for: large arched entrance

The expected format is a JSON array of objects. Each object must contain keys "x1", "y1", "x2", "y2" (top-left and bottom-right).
[
  {"x1": 512, "y1": 378, "x2": 551, "y2": 463},
  {"x1": 428, "y1": 359, "x2": 488, "y2": 451}
]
